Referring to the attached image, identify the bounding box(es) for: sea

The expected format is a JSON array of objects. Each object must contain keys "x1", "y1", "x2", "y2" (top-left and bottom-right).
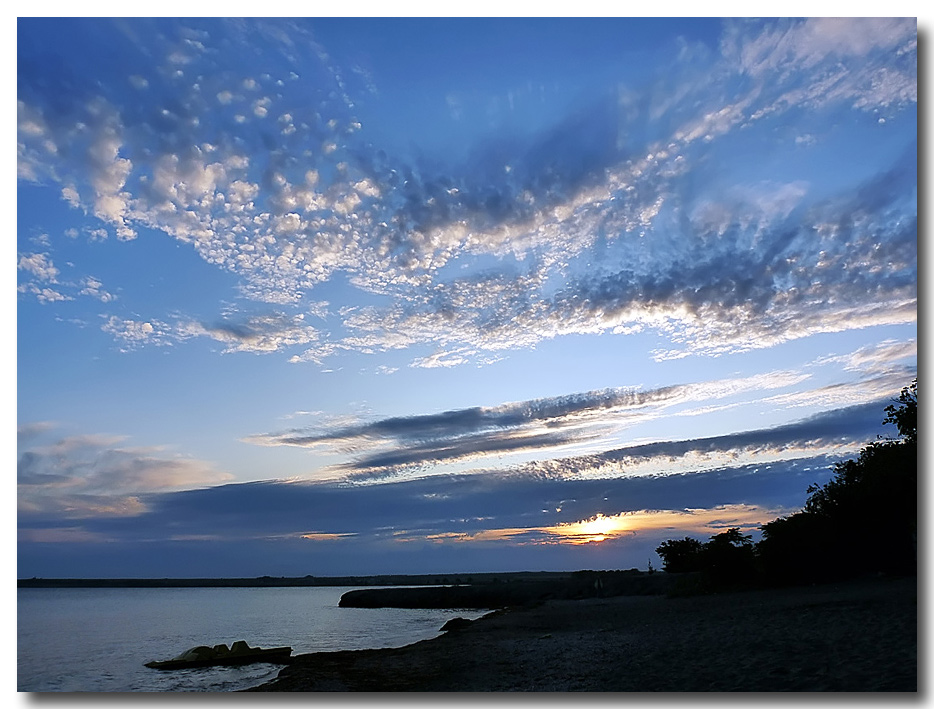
[{"x1": 17, "y1": 586, "x2": 488, "y2": 692}]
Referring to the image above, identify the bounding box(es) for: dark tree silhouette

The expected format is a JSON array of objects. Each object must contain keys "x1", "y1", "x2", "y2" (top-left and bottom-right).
[
  {"x1": 702, "y1": 528, "x2": 756, "y2": 583},
  {"x1": 884, "y1": 378, "x2": 917, "y2": 444},
  {"x1": 758, "y1": 379, "x2": 917, "y2": 583},
  {"x1": 656, "y1": 379, "x2": 917, "y2": 589},
  {"x1": 655, "y1": 537, "x2": 704, "y2": 573},
  {"x1": 656, "y1": 528, "x2": 755, "y2": 586}
]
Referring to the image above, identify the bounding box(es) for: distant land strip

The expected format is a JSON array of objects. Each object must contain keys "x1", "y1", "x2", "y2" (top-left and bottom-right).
[{"x1": 17, "y1": 570, "x2": 622, "y2": 589}]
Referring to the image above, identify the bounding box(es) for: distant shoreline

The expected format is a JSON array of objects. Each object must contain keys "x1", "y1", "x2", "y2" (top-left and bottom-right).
[{"x1": 17, "y1": 569, "x2": 616, "y2": 589}]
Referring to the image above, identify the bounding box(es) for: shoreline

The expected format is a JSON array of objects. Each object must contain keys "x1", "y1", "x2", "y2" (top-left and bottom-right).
[
  {"x1": 15, "y1": 570, "x2": 585, "y2": 588},
  {"x1": 248, "y1": 576, "x2": 917, "y2": 692}
]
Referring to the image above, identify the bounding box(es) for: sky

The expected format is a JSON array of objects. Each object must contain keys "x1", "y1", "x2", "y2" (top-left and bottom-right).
[{"x1": 15, "y1": 16, "x2": 919, "y2": 578}]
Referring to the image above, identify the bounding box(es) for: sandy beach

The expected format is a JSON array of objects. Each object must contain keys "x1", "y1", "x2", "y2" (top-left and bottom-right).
[{"x1": 248, "y1": 576, "x2": 916, "y2": 692}]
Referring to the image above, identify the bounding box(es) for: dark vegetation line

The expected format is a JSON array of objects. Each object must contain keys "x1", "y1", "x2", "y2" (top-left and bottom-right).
[
  {"x1": 16, "y1": 570, "x2": 606, "y2": 589},
  {"x1": 656, "y1": 379, "x2": 917, "y2": 594}
]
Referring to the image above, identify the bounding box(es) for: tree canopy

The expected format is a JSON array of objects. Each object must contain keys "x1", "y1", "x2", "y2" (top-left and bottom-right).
[{"x1": 656, "y1": 379, "x2": 917, "y2": 588}]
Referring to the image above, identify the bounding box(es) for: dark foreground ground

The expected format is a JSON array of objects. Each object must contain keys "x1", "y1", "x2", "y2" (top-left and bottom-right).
[{"x1": 248, "y1": 576, "x2": 916, "y2": 692}]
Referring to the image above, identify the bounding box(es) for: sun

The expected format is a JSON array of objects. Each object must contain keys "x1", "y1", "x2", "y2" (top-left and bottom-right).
[{"x1": 548, "y1": 513, "x2": 630, "y2": 544}]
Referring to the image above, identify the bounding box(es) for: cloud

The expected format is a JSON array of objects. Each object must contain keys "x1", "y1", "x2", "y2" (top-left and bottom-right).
[
  {"x1": 177, "y1": 312, "x2": 319, "y2": 354},
  {"x1": 723, "y1": 18, "x2": 917, "y2": 118},
  {"x1": 428, "y1": 503, "x2": 788, "y2": 547},
  {"x1": 83, "y1": 98, "x2": 136, "y2": 240},
  {"x1": 17, "y1": 19, "x2": 917, "y2": 367},
  {"x1": 814, "y1": 339, "x2": 917, "y2": 377},
  {"x1": 100, "y1": 311, "x2": 318, "y2": 354},
  {"x1": 18, "y1": 422, "x2": 57, "y2": 443},
  {"x1": 20, "y1": 394, "x2": 897, "y2": 575},
  {"x1": 18, "y1": 253, "x2": 60, "y2": 282},
  {"x1": 17, "y1": 453, "x2": 841, "y2": 577},
  {"x1": 245, "y1": 370, "x2": 828, "y2": 477},
  {"x1": 326, "y1": 145, "x2": 916, "y2": 364},
  {"x1": 18, "y1": 283, "x2": 73, "y2": 304},
  {"x1": 18, "y1": 251, "x2": 120, "y2": 305},
  {"x1": 17, "y1": 428, "x2": 233, "y2": 520},
  {"x1": 78, "y1": 276, "x2": 116, "y2": 302},
  {"x1": 518, "y1": 400, "x2": 892, "y2": 483},
  {"x1": 759, "y1": 369, "x2": 916, "y2": 413},
  {"x1": 100, "y1": 316, "x2": 175, "y2": 350}
]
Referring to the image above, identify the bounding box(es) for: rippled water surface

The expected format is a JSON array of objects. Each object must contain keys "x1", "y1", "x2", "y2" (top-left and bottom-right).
[{"x1": 18, "y1": 586, "x2": 485, "y2": 692}]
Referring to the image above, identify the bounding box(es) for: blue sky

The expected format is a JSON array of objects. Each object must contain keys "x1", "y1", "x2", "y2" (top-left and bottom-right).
[{"x1": 16, "y1": 17, "x2": 918, "y2": 578}]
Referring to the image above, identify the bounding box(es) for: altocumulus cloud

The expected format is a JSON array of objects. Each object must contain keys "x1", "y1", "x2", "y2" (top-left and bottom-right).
[
  {"x1": 101, "y1": 311, "x2": 320, "y2": 354},
  {"x1": 16, "y1": 18, "x2": 916, "y2": 367}
]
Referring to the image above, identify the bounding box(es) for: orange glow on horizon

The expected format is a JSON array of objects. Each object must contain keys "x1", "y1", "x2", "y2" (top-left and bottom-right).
[
  {"x1": 300, "y1": 531, "x2": 357, "y2": 541},
  {"x1": 545, "y1": 513, "x2": 630, "y2": 544},
  {"x1": 394, "y1": 503, "x2": 792, "y2": 547}
]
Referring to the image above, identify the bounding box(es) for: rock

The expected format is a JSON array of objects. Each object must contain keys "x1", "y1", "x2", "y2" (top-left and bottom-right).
[{"x1": 440, "y1": 617, "x2": 474, "y2": 632}]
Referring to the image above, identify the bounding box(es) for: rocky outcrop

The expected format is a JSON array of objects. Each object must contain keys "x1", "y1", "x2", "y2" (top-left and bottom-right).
[{"x1": 338, "y1": 570, "x2": 676, "y2": 609}]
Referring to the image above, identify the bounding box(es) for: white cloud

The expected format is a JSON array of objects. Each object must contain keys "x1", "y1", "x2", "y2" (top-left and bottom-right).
[
  {"x1": 84, "y1": 98, "x2": 136, "y2": 240},
  {"x1": 78, "y1": 276, "x2": 116, "y2": 303},
  {"x1": 409, "y1": 350, "x2": 471, "y2": 369},
  {"x1": 18, "y1": 252, "x2": 60, "y2": 282},
  {"x1": 834, "y1": 340, "x2": 917, "y2": 374},
  {"x1": 101, "y1": 316, "x2": 174, "y2": 350},
  {"x1": 18, "y1": 421, "x2": 57, "y2": 442},
  {"x1": 178, "y1": 312, "x2": 318, "y2": 353},
  {"x1": 253, "y1": 97, "x2": 271, "y2": 117},
  {"x1": 17, "y1": 100, "x2": 54, "y2": 181},
  {"x1": 760, "y1": 372, "x2": 912, "y2": 413},
  {"x1": 101, "y1": 310, "x2": 319, "y2": 355},
  {"x1": 61, "y1": 185, "x2": 81, "y2": 207}
]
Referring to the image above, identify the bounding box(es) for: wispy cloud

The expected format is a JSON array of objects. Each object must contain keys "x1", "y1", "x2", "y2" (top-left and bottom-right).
[
  {"x1": 722, "y1": 17, "x2": 917, "y2": 118},
  {"x1": 814, "y1": 339, "x2": 917, "y2": 376},
  {"x1": 759, "y1": 369, "x2": 916, "y2": 412},
  {"x1": 17, "y1": 421, "x2": 57, "y2": 443},
  {"x1": 17, "y1": 427, "x2": 233, "y2": 519},
  {"x1": 516, "y1": 400, "x2": 891, "y2": 484},
  {"x1": 246, "y1": 370, "x2": 827, "y2": 477}
]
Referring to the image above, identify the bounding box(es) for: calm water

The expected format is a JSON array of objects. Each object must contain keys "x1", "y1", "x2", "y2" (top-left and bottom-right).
[{"x1": 18, "y1": 586, "x2": 487, "y2": 692}]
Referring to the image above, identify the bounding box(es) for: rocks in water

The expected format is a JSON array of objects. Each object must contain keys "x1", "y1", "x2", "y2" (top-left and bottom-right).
[
  {"x1": 146, "y1": 641, "x2": 293, "y2": 670},
  {"x1": 175, "y1": 646, "x2": 216, "y2": 662}
]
